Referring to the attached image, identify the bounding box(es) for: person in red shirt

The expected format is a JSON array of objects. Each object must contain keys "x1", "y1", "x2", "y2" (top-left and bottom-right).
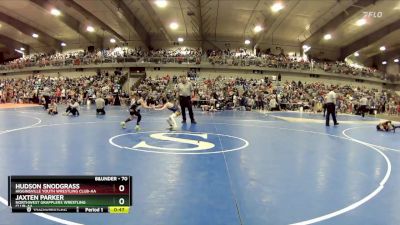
[{"x1": 55, "y1": 87, "x2": 61, "y2": 103}]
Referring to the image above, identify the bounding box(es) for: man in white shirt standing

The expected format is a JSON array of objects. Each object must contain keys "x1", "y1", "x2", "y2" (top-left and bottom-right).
[
  {"x1": 42, "y1": 86, "x2": 50, "y2": 110},
  {"x1": 177, "y1": 76, "x2": 196, "y2": 124},
  {"x1": 359, "y1": 95, "x2": 368, "y2": 118},
  {"x1": 325, "y1": 87, "x2": 339, "y2": 126}
]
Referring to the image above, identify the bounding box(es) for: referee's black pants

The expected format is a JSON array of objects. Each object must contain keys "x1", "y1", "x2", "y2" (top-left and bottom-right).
[
  {"x1": 359, "y1": 105, "x2": 367, "y2": 117},
  {"x1": 179, "y1": 96, "x2": 195, "y2": 122},
  {"x1": 325, "y1": 103, "x2": 337, "y2": 126},
  {"x1": 44, "y1": 95, "x2": 50, "y2": 110},
  {"x1": 96, "y1": 108, "x2": 106, "y2": 115}
]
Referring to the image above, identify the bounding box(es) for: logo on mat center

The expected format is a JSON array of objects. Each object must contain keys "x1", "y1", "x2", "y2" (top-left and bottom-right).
[{"x1": 109, "y1": 131, "x2": 249, "y2": 155}]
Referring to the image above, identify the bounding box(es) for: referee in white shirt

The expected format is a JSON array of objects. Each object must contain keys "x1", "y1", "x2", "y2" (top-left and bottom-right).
[
  {"x1": 177, "y1": 76, "x2": 196, "y2": 124},
  {"x1": 43, "y1": 86, "x2": 50, "y2": 110},
  {"x1": 325, "y1": 87, "x2": 339, "y2": 126},
  {"x1": 359, "y1": 95, "x2": 368, "y2": 118}
]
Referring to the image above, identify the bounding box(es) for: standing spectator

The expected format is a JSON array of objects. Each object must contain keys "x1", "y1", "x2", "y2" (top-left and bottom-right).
[
  {"x1": 61, "y1": 87, "x2": 66, "y2": 103},
  {"x1": 114, "y1": 94, "x2": 121, "y2": 106},
  {"x1": 0, "y1": 84, "x2": 3, "y2": 103},
  {"x1": 177, "y1": 76, "x2": 196, "y2": 124},
  {"x1": 325, "y1": 87, "x2": 339, "y2": 126},
  {"x1": 397, "y1": 102, "x2": 400, "y2": 116},
  {"x1": 55, "y1": 87, "x2": 61, "y2": 103},
  {"x1": 323, "y1": 95, "x2": 328, "y2": 117},
  {"x1": 269, "y1": 97, "x2": 278, "y2": 111}
]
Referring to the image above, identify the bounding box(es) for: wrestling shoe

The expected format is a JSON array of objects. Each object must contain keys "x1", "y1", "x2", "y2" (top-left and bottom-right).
[
  {"x1": 120, "y1": 122, "x2": 126, "y2": 129},
  {"x1": 135, "y1": 125, "x2": 141, "y2": 131}
]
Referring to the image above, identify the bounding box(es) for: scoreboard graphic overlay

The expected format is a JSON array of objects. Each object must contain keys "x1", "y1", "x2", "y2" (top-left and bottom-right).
[{"x1": 8, "y1": 176, "x2": 132, "y2": 213}]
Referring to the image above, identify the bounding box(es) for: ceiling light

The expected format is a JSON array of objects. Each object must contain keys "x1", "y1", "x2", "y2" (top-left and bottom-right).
[
  {"x1": 50, "y1": 8, "x2": 61, "y2": 16},
  {"x1": 394, "y1": 59, "x2": 399, "y2": 63},
  {"x1": 323, "y1": 33, "x2": 332, "y2": 40},
  {"x1": 382, "y1": 61, "x2": 387, "y2": 65},
  {"x1": 32, "y1": 33, "x2": 39, "y2": 38},
  {"x1": 155, "y1": 0, "x2": 167, "y2": 8},
  {"x1": 177, "y1": 37, "x2": 184, "y2": 42},
  {"x1": 86, "y1": 26, "x2": 95, "y2": 32},
  {"x1": 354, "y1": 52, "x2": 359, "y2": 57},
  {"x1": 271, "y1": 2, "x2": 284, "y2": 12},
  {"x1": 20, "y1": 47, "x2": 25, "y2": 51},
  {"x1": 254, "y1": 25, "x2": 262, "y2": 33},
  {"x1": 302, "y1": 44, "x2": 311, "y2": 53},
  {"x1": 169, "y1": 22, "x2": 178, "y2": 30},
  {"x1": 61, "y1": 42, "x2": 66, "y2": 47},
  {"x1": 244, "y1": 39, "x2": 251, "y2": 45},
  {"x1": 355, "y1": 18, "x2": 366, "y2": 26},
  {"x1": 110, "y1": 38, "x2": 116, "y2": 43},
  {"x1": 379, "y1": 46, "x2": 386, "y2": 51}
]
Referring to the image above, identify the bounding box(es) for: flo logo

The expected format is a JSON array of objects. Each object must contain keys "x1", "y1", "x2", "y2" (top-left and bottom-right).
[
  {"x1": 363, "y1": 11, "x2": 383, "y2": 18},
  {"x1": 109, "y1": 131, "x2": 249, "y2": 155}
]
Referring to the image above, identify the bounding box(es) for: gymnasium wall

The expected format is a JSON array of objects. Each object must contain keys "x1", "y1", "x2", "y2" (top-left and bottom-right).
[
  {"x1": 145, "y1": 67, "x2": 190, "y2": 78},
  {"x1": 386, "y1": 63, "x2": 399, "y2": 76},
  {"x1": 151, "y1": 41, "x2": 201, "y2": 49}
]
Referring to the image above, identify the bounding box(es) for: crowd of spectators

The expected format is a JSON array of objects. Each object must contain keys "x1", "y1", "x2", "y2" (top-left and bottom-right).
[
  {"x1": 205, "y1": 48, "x2": 398, "y2": 81},
  {"x1": 0, "y1": 71, "x2": 125, "y2": 106},
  {"x1": 0, "y1": 47, "x2": 148, "y2": 70},
  {"x1": 134, "y1": 75, "x2": 172, "y2": 106},
  {"x1": 1, "y1": 71, "x2": 399, "y2": 116},
  {"x1": 146, "y1": 48, "x2": 202, "y2": 58},
  {"x1": 0, "y1": 47, "x2": 202, "y2": 70},
  {"x1": 1, "y1": 47, "x2": 398, "y2": 82},
  {"x1": 190, "y1": 76, "x2": 400, "y2": 115}
]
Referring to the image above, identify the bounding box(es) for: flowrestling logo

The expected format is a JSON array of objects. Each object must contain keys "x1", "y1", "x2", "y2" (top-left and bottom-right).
[
  {"x1": 363, "y1": 11, "x2": 383, "y2": 18},
  {"x1": 109, "y1": 131, "x2": 249, "y2": 154}
]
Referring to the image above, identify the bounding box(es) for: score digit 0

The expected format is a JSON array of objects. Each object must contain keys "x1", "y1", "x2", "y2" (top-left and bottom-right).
[{"x1": 119, "y1": 185, "x2": 125, "y2": 192}]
